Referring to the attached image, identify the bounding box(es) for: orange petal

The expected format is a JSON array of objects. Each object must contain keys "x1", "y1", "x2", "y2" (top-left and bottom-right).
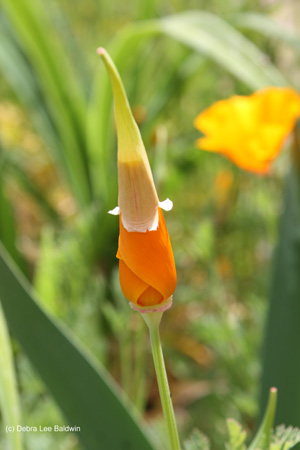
[
  {"x1": 137, "y1": 286, "x2": 163, "y2": 306},
  {"x1": 118, "y1": 259, "x2": 149, "y2": 303},
  {"x1": 117, "y1": 208, "x2": 176, "y2": 304},
  {"x1": 119, "y1": 259, "x2": 163, "y2": 306},
  {"x1": 194, "y1": 87, "x2": 300, "y2": 173}
]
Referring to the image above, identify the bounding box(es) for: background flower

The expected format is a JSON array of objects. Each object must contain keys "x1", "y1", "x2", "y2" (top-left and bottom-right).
[{"x1": 194, "y1": 87, "x2": 300, "y2": 173}]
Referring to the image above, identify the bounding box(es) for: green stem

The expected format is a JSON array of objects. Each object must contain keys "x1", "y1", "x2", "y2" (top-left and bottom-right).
[
  {"x1": 249, "y1": 387, "x2": 277, "y2": 450},
  {"x1": 142, "y1": 312, "x2": 181, "y2": 450}
]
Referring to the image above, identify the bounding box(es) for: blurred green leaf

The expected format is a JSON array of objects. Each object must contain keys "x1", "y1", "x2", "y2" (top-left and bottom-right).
[
  {"x1": 0, "y1": 302, "x2": 22, "y2": 450},
  {"x1": 3, "y1": 153, "x2": 61, "y2": 224},
  {"x1": 0, "y1": 158, "x2": 24, "y2": 271},
  {"x1": 0, "y1": 0, "x2": 93, "y2": 206},
  {"x1": 0, "y1": 244, "x2": 154, "y2": 450},
  {"x1": 233, "y1": 13, "x2": 300, "y2": 54},
  {"x1": 0, "y1": 19, "x2": 60, "y2": 152},
  {"x1": 184, "y1": 429, "x2": 210, "y2": 450},
  {"x1": 159, "y1": 11, "x2": 287, "y2": 89},
  {"x1": 260, "y1": 164, "x2": 300, "y2": 428}
]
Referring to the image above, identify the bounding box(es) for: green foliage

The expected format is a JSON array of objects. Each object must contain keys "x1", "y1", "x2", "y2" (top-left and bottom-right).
[
  {"x1": 0, "y1": 153, "x2": 24, "y2": 271},
  {"x1": 227, "y1": 423, "x2": 300, "y2": 450},
  {"x1": 0, "y1": 303, "x2": 22, "y2": 450},
  {"x1": 183, "y1": 419, "x2": 300, "y2": 450},
  {"x1": 184, "y1": 429, "x2": 210, "y2": 450},
  {"x1": 234, "y1": 13, "x2": 300, "y2": 54},
  {"x1": 160, "y1": 12, "x2": 287, "y2": 88},
  {"x1": 226, "y1": 419, "x2": 247, "y2": 450},
  {"x1": 271, "y1": 426, "x2": 300, "y2": 450},
  {"x1": 0, "y1": 0, "x2": 91, "y2": 207},
  {"x1": 183, "y1": 392, "x2": 300, "y2": 450}
]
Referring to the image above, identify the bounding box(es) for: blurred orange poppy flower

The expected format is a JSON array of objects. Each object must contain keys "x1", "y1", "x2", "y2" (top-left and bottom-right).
[
  {"x1": 98, "y1": 48, "x2": 176, "y2": 312},
  {"x1": 194, "y1": 87, "x2": 300, "y2": 173}
]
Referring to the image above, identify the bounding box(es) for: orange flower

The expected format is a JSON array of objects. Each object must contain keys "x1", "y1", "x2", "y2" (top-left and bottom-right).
[
  {"x1": 98, "y1": 48, "x2": 176, "y2": 312},
  {"x1": 194, "y1": 87, "x2": 300, "y2": 173}
]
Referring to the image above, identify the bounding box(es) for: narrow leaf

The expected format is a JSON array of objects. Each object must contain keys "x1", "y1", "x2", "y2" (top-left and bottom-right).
[
  {"x1": 0, "y1": 244, "x2": 154, "y2": 450},
  {"x1": 0, "y1": 302, "x2": 22, "y2": 450},
  {"x1": 0, "y1": 160, "x2": 24, "y2": 271},
  {"x1": 260, "y1": 162, "x2": 300, "y2": 428},
  {"x1": 159, "y1": 11, "x2": 287, "y2": 88},
  {"x1": 3, "y1": 154, "x2": 61, "y2": 224},
  {"x1": 234, "y1": 13, "x2": 300, "y2": 54},
  {"x1": 0, "y1": 0, "x2": 92, "y2": 206}
]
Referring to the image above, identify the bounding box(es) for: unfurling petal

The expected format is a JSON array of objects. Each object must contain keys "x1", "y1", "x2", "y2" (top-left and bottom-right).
[{"x1": 117, "y1": 209, "x2": 177, "y2": 306}]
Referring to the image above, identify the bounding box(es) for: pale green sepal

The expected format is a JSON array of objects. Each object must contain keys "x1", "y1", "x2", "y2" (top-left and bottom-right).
[{"x1": 97, "y1": 47, "x2": 144, "y2": 162}]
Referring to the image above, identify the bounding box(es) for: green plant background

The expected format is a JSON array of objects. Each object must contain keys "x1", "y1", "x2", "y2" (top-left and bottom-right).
[{"x1": 1, "y1": 0, "x2": 300, "y2": 449}]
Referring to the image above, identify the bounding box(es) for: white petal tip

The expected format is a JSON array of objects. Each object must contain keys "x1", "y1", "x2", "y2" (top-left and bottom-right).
[
  {"x1": 159, "y1": 198, "x2": 173, "y2": 211},
  {"x1": 108, "y1": 206, "x2": 120, "y2": 215}
]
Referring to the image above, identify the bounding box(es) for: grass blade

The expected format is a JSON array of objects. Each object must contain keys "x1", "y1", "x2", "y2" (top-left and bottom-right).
[
  {"x1": 3, "y1": 153, "x2": 61, "y2": 224},
  {"x1": 159, "y1": 11, "x2": 287, "y2": 89},
  {"x1": 249, "y1": 388, "x2": 277, "y2": 450},
  {"x1": 0, "y1": 302, "x2": 23, "y2": 450},
  {"x1": 0, "y1": 157, "x2": 25, "y2": 271},
  {"x1": 0, "y1": 20, "x2": 62, "y2": 156},
  {"x1": 233, "y1": 12, "x2": 300, "y2": 54},
  {"x1": 0, "y1": 0, "x2": 92, "y2": 206}
]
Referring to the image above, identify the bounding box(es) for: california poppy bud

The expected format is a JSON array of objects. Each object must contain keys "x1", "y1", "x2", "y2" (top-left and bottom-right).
[{"x1": 98, "y1": 48, "x2": 176, "y2": 312}]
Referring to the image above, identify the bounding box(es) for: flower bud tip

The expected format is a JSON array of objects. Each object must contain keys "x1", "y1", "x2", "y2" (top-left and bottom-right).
[{"x1": 97, "y1": 47, "x2": 105, "y2": 56}]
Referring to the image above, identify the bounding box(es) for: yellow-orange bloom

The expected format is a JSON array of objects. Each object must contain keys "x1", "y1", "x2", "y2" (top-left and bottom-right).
[
  {"x1": 194, "y1": 87, "x2": 300, "y2": 173},
  {"x1": 98, "y1": 48, "x2": 176, "y2": 312}
]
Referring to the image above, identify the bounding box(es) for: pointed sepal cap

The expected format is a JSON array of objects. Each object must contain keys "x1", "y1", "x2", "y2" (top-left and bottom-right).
[{"x1": 98, "y1": 47, "x2": 159, "y2": 232}]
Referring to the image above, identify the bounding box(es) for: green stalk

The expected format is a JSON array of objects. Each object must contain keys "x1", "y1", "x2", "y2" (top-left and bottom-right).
[
  {"x1": 142, "y1": 312, "x2": 181, "y2": 450},
  {"x1": 0, "y1": 302, "x2": 22, "y2": 450},
  {"x1": 249, "y1": 387, "x2": 277, "y2": 450}
]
